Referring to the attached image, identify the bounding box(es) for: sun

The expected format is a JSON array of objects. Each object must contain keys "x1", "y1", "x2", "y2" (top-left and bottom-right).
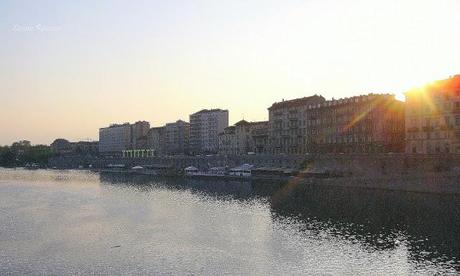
[{"x1": 395, "y1": 92, "x2": 405, "y2": 102}]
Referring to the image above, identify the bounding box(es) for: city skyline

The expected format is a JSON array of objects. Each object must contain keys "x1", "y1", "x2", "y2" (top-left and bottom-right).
[{"x1": 2, "y1": 0, "x2": 460, "y2": 145}]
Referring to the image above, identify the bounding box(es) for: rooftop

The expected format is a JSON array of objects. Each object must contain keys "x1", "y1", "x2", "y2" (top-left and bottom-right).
[
  {"x1": 234, "y1": 120, "x2": 268, "y2": 127},
  {"x1": 191, "y1": 108, "x2": 228, "y2": 115},
  {"x1": 405, "y1": 75, "x2": 460, "y2": 96},
  {"x1": 219, "y1": 126, "x2": 236, "y2": 135},
  {"x1": 268, "y1": 95, "x2": 325, "y2": 110},
  {"x1": 306, "y1": 93, "x2": 397, "y2": 110},
  {"x1": 100, "y1": 123, "x2": 130, "y2": 130}
]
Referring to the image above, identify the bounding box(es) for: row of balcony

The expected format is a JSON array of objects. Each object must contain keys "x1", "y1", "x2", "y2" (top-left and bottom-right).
[{"x1": 407, "y1": 125, "x2": 460, "y2": 132}]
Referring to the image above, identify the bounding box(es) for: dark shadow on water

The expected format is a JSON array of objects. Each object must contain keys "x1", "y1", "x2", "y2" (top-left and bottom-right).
[
  {"x1": 99, "y1": 172, "x2": 460, "y2": 271},
  {"x1": 99, "y1": 173, "x2": 284, "y2": 200},
  {"x1": 271, "y1": 182, "x2": 460, "y2": 270}
]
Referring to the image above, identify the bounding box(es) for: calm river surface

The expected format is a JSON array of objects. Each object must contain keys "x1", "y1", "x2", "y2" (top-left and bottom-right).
[{"x1": 0, "y1": 168, "x2": 459, "y2": 275}]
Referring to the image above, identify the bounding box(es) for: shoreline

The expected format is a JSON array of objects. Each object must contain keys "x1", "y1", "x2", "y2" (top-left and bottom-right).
[
  {"x1": 2, "y1": 166, "x2": 460, "y2": 195},
  {"x1": 81, "y1": 168, "x2": 460, "y2": 195}
]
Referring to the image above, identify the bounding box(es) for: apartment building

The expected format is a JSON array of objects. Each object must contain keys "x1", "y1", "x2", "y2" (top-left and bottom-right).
[
  {"x1": 131, "y1": 121, "x2": 150, "y2": 149},
  {"x1": 251, "y1": 122, "x2": 269, "y2": 154},
  {"x1": 147, "y1": 127, "x2": 165, "y2": 156},
  {"x1": 218, "y1": 126, "x2": 236, "y2": 155},
  {"x1": 405, "y1": 75, "x2": 460, "y2": 154},
  {"x1": 189, "y1": 109, "x2": 229, "y2": 154},
  {"x1": 268, "y1": 95, "x2": 326, "y2": 154},
  {"x1": 164, "y1": 120, "x2": 190, "y2": 155},
  {"x1": 217, "y1": 120, "x2": 269, "y2": 155},
  {"x1": 306, "y1": 94, "x2": 405, "y2": 153},
  {"x1": 99, "y1": 123, "x2": 132, "y2": 154}
]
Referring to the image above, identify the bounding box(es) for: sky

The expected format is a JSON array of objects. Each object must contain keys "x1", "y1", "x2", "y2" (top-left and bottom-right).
[{"x1": 1, "y1": 0, "x2": 460, "y2": 145}]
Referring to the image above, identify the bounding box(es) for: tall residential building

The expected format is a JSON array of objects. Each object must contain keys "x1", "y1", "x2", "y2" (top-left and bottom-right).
[
  {"x1": 189, "y1": 109, "x2": 229, "y2": 154},
  {"x1": 99, "y1": 123, "x2": 132, "y2": 154},
  {"x1": 405, "y1": 75, "x2": 460, "y2": 154},
  {"x1": 306, "y1": 94, "x2": 405, "y2": 153},
  {"x1": 268, "y1": 95, "x2": 326, "y2": 154},
  {"x1": 164, "y1": 120, "x2": 190, "y2": 155},
  {"x1": 99, "y1": 121, "x2": 150, "y2": 155},
  {"x1": 147, "y1": 127, "x2": 165, "y2": 156}
]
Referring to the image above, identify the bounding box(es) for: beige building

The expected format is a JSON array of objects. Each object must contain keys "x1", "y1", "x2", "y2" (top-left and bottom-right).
[
  {"x1": 251, "y1": 122, "x2": 269, "y2": 154},
  {"x1": 268, "y1": 95, "x2": 325, "y2": 154},
  {"x1": 235, "y1": 120, "x2": 269, "y2": 154},
  {"x1": 218, "y1": 120, "x2": 269, "y2": 155},
  {"x1": 99, "y1": 123, "x2": 132, "y2": 154},
  {"x1": 99, "y1": 121, "x2": 150, "y2": 155},
  {"x1": 190, "y1": 109, "x2": 229, "y2": 154},
  {"x1": 405, "y1": 75, "x2": 460, "y2": 154},
  {"x1": 306, "y1": 94, "x2": 405, "y2": 153}
]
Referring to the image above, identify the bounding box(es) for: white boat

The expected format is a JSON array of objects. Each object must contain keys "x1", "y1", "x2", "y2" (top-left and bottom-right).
[
  {"x1": 184, "y1": 166, "x2": 199, "y2": 176},
  {"x1": 229, "y1": 164, "x2": 254, "y2": 177}
]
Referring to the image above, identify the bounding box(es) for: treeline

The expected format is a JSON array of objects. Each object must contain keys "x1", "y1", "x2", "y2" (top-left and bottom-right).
[{"x1": 0, "y1": 141, "x2": 53, "y2": 167}]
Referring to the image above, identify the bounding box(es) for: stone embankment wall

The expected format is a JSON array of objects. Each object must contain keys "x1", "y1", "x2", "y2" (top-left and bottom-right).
[
  {"x1": 305, "y1": 154, "x2": 460, "y2": 178},
  {"x1": 48, "y1": 154, "x2": 460, "y2": 194},
  {"x1": 300, "y1": 154, "x2": 460, "y2": 194},
  {"x1": 49, "y1": 154, "x2": 460, "y2": 176}
]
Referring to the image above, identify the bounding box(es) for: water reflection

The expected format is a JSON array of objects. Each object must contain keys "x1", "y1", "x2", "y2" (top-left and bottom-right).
[
  {"x1": 100, "y1": 172, "x2": 460, "y2": 272},
  {"x1": 1, "y1": 169, "x2": 458, "y2": 274},
  {"x1": 270, "y1": 184, "x2": 460, "y2": 269}
]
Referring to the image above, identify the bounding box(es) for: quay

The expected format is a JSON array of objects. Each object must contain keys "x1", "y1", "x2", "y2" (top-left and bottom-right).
[{"x1": 48, "y1": 153, "x2": 460, "y2": 195}]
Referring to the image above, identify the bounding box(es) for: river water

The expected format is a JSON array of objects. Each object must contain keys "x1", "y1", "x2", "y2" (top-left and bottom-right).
[{"x1": 0, "y1": 168, "x2": 459, "y2": 275}]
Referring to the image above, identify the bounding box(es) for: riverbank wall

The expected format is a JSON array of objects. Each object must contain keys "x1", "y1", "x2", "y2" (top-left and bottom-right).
[{"x1": 48, "y1": 154, "x2": 460, "y2": 194}]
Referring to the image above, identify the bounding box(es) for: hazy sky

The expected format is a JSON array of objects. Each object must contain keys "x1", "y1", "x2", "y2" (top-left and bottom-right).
[{"x1": 1, "y1": 0, "x2": 460, "y2": 145}]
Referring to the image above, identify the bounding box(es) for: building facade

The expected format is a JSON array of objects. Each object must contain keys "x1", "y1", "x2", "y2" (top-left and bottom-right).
[
  {"x1": 99, "y1": 121, "x2": 150, "y2": 155},
  {"x1": 164, "y1": 120, "x2": 190, "y2": 155},
  {"x1": 189, "y1": 109, "x2": 229, "y2": 154},
  {"x1": 234, "y1": 120, "x2": 253, "y2": 155},
  {"x1": 218, "y1": 126, "x2": 236, "y2": 155},
  {"x1": 251, "y1": 121, "x2": 269, "y2": 154},
  {"x1": 218, "y1": 120, "x2": 269, "y2": 155},
  {"x1": 235, "y1": 120, "x2": 269, "y2": 154},
  {"x1": 405, "y1": 75, "x2": 460, "y2": 154},
  {"x1": 50, "y1": 139, "x2": 73, "y2": 155},
  {"x1": 131, "y1": 121, "x2": 150, "y2": 149},
  {"x1": 306, "y1": 94, "x2": 405, "y2": 153},
  {"x1": 268, "y1": 95, "x2": 326, "y2": 154},
  {"x1": 99, "y1": 123, "x2": 132, "y2": 154},
  {"x1": 147, "y1": 127, "x2": 165, "y2": 156},
  {"x1": 73, "y1": 141, "x2": 99, "y2": 156}
]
